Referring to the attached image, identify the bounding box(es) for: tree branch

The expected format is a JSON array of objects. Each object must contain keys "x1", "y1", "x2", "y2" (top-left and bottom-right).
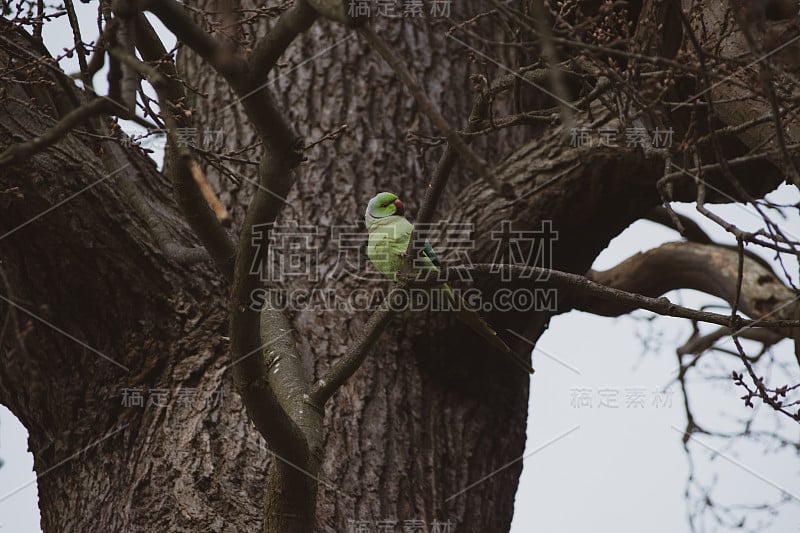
[
  {"x1": 132, "y1": 12, "x2": 230, "y2": 225},
  {"x1": 527, "y1": 0, "x2": 575, "y2": 129},
  {"x1": 313, "y1": 240, "x2": 799, "y2": 407},
  {"x1": 309, "y1": 288, "x2": 401, "y2": 406},
  {"x1": 118, "y1": 17, "x2": 323, "y2": 529},
  {"x1": 439, "y1": 261, "x2": 800, "y2": 331},
  {"x1": 581, "y1": 242, "x2": 798, "y2": 326},
  {"x1": 111, "y1": 2, "x2": 138, "y2": 115},
  {"x1": 64, "y1": 0, "x2": 89, "y2": 86},
  {"x1": 677, "y1": 325, "x2": 783, "y2": 356},
  {"x1": 0, "y1": 97, "x2": 111, "y2": 165},
  {"x1": 85, "y1": 17, "x2": 118, "y2": 82},
  {"x1": 247, "y1": 0, "x2": 316, "y2": 78},
  {"x1": 110, "y1": 49, "x2": 236, "y2": 278},
  {"x1": 229, "y1": 154, "x2": 308, "y2": 462},
  {"x1": 142, "y1": 0, "x2": 242, "y2": 77},
  {"x1": 260, "y1": 297, "x2": 322, "y2": 533},
  {"x1": 644, "y1": 206, "x2": 714, "y2": 244}
]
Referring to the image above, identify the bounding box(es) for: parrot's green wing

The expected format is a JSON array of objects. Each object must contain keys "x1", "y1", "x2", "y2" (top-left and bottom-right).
[{"x1": 422, "y1": 239, "x2": 442, "y2": 269}]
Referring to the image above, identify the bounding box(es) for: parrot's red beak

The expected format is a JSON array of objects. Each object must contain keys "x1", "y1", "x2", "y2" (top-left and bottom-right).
[{"x1": 393, "y1": 199, "x2": 405, "y2": 216}]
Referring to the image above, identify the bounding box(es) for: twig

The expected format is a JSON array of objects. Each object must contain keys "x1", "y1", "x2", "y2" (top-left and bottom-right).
[
  {"x1": 64, "y1": 0, "x2": 89, "y2": 86},
  {"x1": 644, "y1": 206, "x2": 713, "y2": 244},
  {"x1": 0, "y1": 98, "x2": 112, "y2": 165},
  {"x1": 677, "y1": 326, "x2": 783, "y2": 355},
  {"x1": 303, "y1": 124, "x2": 348, "y2": 152},
  {"x1": 526, "y1": 0, "x2": 575, "y2": 130}
]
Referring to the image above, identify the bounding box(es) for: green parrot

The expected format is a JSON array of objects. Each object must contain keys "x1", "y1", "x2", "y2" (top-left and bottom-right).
[{"x1": 364, "y1": 191, "x2": 534, "y2": 374}]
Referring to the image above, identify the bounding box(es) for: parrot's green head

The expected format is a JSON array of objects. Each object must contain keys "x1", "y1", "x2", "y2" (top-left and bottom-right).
[{"x1": 365, "y1": 191, "x2": 405, "y2": 227}]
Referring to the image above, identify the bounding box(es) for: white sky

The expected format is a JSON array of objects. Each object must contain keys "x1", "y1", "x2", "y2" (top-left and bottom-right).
[
  {"x1": 513, "y1": 196, "x2": 800, "y2": 533},
  {"x1": 1, "y1": 4, "x2": 799, "y2": 532}
]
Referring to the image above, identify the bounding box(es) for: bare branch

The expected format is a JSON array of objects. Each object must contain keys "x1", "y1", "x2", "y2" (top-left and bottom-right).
[
  {"x1": 83, "y1": 16, "x2": 123, "y2": 84},
  {"x1": 450, "y1": 260, "x2": 800, "y2": 331},
  {"x1": 64, "y1": 0, "x2": 89, "y2": 86},
  {"x1": 584, "y1": 242, "x2": 797, "y2": 323},
  {"x1": 258, "y1": 296, "x2": 323, "y2": 533},
  {"x1": 677, "y1": 325, "x2": 783, "y2": 355},
  {"x1": 644, "y1": 206, "x2": 714, "y2": 244},
  {"x1": 0, "y1": 97, "x2": 111, "y2": 165},
  {"x1": 309, "y1": 288, "x2": 400, "y2": 406},
  {"x1": 132, "y1": 13, "x2": 179, "y2": 90},
  {"x1": 142, "y1": 0, "x2": 242, "y2": 77},
  {"x1": 229, "y1": 154, "x2": 308, "y2": 460},
  {"x1": 110, "y1": 49, "x2": 236, "y2": 278},
  {"x1": 527, "y1": 0, "x2": 574, "y2": 129},
  {"x1": 131, "y1": 13, "x2": 230, "y2": 226},
  {"x1": 247, "y1": 0, "x2": 316, "y2": 77}
]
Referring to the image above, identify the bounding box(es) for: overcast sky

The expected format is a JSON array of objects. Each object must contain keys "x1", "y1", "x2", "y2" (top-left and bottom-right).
[{"x1": 1, "y1": 5, "x2": 799, "y2": 532}]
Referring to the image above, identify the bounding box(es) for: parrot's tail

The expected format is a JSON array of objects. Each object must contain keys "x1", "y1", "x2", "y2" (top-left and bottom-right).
[{"x1": 442, "y1": 285, "x2": 534, "y2": 374}]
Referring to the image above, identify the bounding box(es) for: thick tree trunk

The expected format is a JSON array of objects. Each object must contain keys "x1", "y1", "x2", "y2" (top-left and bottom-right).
[
  {"x1": 0, "y1": 21, "x2": 270, "y2": 532},
  {"x1": 0, "y1": 0, "x2": 792, "y2": 531},
  {"x1": 176, "y1": 4, "x2": 537, "y2": 531}
]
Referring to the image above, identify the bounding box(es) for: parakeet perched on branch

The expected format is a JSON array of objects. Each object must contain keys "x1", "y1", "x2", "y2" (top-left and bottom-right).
[{"x1": 364, "y1": 191, "x2": 534, "y2": 374}]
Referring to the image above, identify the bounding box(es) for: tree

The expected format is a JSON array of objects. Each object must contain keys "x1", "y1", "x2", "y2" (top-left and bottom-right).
[{"x1": 0, "y1": 0, "x2": 798, "y2": 532}]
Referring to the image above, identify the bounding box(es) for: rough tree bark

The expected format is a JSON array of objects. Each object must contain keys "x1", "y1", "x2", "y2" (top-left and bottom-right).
[{"x1": 0, "y1": 0, "x2": 797, "y2": 532}]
